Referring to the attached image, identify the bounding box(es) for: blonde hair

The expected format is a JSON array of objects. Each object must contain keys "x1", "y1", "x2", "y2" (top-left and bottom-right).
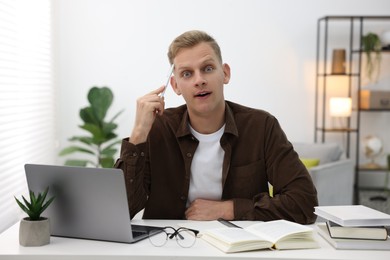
[{"x1": 167, "y1": 30, "x2": 222, "y2": 65}]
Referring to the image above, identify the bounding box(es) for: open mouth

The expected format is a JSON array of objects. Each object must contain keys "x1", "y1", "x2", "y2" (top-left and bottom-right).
[{"x1": 195, "y1": 92, "x2": 211, "y2": 98}]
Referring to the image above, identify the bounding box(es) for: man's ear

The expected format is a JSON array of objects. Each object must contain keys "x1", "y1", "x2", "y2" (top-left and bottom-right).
[
  {"x1": 170, "y1": 76, "x2": 181, "y2": 95},
  {"x1": 222, "y1": 63, "x2": 231, "y2": 84}
]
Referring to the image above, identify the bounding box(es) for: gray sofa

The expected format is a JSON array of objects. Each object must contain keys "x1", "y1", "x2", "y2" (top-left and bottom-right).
[{"x1": 293, "y1": 143, "x2": 355, "y2": 206}]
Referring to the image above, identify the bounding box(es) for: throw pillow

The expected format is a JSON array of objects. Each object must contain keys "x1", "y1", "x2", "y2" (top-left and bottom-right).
[{"x1": 300, "y1": 158, "x2": 320, "y2": 169}]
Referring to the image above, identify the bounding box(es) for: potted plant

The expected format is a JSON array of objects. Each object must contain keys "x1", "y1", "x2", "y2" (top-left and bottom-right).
[
  {"x1": 59, "y1": 86, "x2": 123, "y2": 168},
  {"x1": 14, "y1": 186, "x2": 55, "y2": 246},
  {"x1": 361, "y1": 32, "x2": 382, "y2": 83}
]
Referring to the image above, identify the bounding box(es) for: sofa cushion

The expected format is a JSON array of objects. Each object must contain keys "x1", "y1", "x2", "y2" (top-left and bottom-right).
[{"x1": 293, "y1": 143, "x2": 343, "y2": 165}]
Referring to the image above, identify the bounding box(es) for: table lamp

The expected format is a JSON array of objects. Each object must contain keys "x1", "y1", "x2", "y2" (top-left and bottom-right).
[{"x1": 329, "y1": 97, "x2": 352, "y2": 129}]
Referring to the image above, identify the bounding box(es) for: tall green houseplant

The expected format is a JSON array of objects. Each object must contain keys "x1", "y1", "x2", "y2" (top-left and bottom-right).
[{"x1": 59, "y1": 86, "x2": 123, "y2": 168}]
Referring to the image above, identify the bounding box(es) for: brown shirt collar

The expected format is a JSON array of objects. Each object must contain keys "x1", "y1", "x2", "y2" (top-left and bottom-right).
[{"x1": 175, "y1": 101, "x2": 239, "y2": 138}]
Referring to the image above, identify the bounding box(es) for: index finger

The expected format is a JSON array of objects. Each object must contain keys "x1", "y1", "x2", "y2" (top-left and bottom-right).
[{"x1": 148, "y1": 86, "x2": 165, "y2": 96}]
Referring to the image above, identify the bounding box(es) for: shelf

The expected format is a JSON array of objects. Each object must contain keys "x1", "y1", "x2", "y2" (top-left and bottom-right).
[
  {"x1": 320, "y1": 15, "x2": 390, "y2": 20},
  {"x1": 352, "y1": 49, "x2": 390, "y2": 53},
  {"x1": 359, "y1": 108, "x2": 390, "y2": 112},
  {"x1": 316, "y1": 127, "x2": 358, "y2": 133},
  {"x1": 358, "y1": 166, "x2": 389, "y2": 172},
  {"x1": 316, "y1": 73, "x2": 360, "y2": 77},
  {"x1": 314, "y1": 16, "x2": 390, "y2": 204}
]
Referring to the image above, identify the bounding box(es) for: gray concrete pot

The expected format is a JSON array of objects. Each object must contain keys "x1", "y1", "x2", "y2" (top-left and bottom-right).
[{"x1": 19, "y1": 217, "x2": 50, "y2": 247}]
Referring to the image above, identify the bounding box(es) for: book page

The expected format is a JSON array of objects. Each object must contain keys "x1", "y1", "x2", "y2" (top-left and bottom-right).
[
  {"x1": 245, "y1": 220, "x2": 313, "y2": 243},
  {"x1": 205, "y1": 227, "x2": 265, "y2": 243},
  {"x1": 202, "y1": 227, "x2": 274, "y2": 253}
]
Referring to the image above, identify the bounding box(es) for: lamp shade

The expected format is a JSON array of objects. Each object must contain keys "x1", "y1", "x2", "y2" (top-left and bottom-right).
[{"x1": 329, "y1": 97, "x2": 352, "y2": 117}]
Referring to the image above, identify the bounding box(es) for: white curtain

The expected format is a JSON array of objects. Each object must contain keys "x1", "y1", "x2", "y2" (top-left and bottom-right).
[{"x1": 0, "y1": 0, "x2": 55, "y2": 233}]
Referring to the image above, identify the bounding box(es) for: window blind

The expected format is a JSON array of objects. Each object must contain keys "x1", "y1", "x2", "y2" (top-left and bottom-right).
[{"x1": 0, "y1": 0, "x2": 55, "y2": 233}]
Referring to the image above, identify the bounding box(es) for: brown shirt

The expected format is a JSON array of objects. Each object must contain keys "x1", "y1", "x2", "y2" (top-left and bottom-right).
[{"x1": 114, "y1": 101, "x2": 318, "y2": 224}]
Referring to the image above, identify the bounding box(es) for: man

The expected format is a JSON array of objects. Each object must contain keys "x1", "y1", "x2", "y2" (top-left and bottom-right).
[{"x1": 115, "y1": 30, "x2": 318, "y2": 224}]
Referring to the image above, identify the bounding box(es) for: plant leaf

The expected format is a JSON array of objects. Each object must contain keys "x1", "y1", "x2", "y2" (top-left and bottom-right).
[
  {"x1": 103, "y1": 133, "x2": 117, "y2": 143},
  {"x1": 102, "y1": 122, "x2": 117, "y2": 135},
  {"x1": 15, "y1": 197, "x2": 29, "y2": 214},
  {"x1": 64, "y1": 159, "x2": 90, "y2": 167},
  {"x1": 101, "y1": 147, "x2": 117, "y2": 157},
  {"x1": 15, "y1": 187, "x2": 54, "y2": 220},
  {"x1": 100, "y1": 157, "x2": 114, "y2": 168},
  {"x1": 88, "y1": 87, "x2": 113, "y2": 122},
  {"x1": 80, "y1": 123, "x2": 105, "y2": 143},
  {"x1": 40, "y1": 196, "x2": 55, "y2": 216},
  {"x1": 59, "y1": 146, "x2": 95, "y2": 156},
  {"x1": 80, "y1": 107, "x2": 98, "y2": 125},
  {"x1": 37, "y1": 187, "x2": 50, "y2": 207},
  {"x1": 21, "y1": 195, "x2": 32, "y2": 210},
  {"x1": 68, "y1": 136, "x2": 94, "y2": 146},
  {"x1": 30, "y1": 191, "x2": 37, "y2": 206}
]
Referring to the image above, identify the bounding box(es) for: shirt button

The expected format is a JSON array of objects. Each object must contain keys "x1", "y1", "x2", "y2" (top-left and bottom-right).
[
  {"x1": 140, "y1": 152, "x2": 145, "y2": 156},
  {"x1": 132, "y1": 152, "x2": 137, "y2": 157},
  {"x1": 180, "y1": 196, "x2": 186, "y2": 201},
  {"x1": 186, "y1": 153, "x2": 192, "y2": 158},
  {"x1": 130, "y1": 179, "x2": 134, "y2": 183}
]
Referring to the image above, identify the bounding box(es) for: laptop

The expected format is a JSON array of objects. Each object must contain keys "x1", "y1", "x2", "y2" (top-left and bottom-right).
[{"x1": 24, "y1": 164, "x2": 161, "y2": 243}]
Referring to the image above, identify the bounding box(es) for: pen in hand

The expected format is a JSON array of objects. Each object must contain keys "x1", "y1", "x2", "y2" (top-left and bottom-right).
[{"x1": 160, "y1": 64, "x2": 174, "y2": 98}]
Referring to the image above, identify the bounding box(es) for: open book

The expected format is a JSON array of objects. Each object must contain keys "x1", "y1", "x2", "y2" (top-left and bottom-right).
[{"x1": 202, "y1": 220, "x2": 319, "y2": 253}]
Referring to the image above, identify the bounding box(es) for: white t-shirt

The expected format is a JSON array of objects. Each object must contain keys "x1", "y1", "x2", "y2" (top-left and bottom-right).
[{"x1": 187, "y1": 124, "x2": 225, "y2": 206}]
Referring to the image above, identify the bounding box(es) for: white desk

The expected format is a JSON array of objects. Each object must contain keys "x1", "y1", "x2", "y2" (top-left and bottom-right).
[{"x1": 0, "y1": 219, "x2": 389, "y2": 260}]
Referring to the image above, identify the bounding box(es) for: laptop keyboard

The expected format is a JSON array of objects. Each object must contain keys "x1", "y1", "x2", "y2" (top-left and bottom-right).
[
  {"x1": 132, "y1": 230, "x2": 147, "y2": 238},
  {"x1": 131, "y1": 224, "x2": 163, "y2": 239}
]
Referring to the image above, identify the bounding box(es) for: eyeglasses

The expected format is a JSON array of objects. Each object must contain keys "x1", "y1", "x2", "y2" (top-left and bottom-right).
[{"x1": 148, "y1": 226, "x2": 199, "y2": 248}]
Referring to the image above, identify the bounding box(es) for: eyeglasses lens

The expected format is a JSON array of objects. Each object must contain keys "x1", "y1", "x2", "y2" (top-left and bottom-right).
[{"x1": 148, "y1": 227, "x2": 196, "y2": 248}]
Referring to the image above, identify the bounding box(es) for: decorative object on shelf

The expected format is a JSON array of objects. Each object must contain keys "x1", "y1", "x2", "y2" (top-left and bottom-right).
[
  {"x1": 381, "y1": 30, "x2": 390, "y2": 50},
  {"x1": 362, "y1": 32, "x2": 382, "y2": 83},
  {"x1": 363, "y1": 135, "x2": 383, "y2": 169},
  {"x1": 14, "y1": 187, "x2": 55, "y2": 247},
  {"x1": 331, "y1": 49, "x2": 346, "y2": 74},
  {"x1": 360, "y1": 90, "x2": 390, "y2": 110},
  {"x1": 59, "y1": 86, "x2": 123, "y2": 168},
  {"x1": 329, "y1": 97, "x2": 352, "y2": 129}
]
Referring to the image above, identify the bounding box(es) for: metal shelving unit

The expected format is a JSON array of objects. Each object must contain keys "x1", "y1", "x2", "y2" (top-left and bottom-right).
[{"x1": 314, "y1": 16, "x2": 390, "y2": 204}]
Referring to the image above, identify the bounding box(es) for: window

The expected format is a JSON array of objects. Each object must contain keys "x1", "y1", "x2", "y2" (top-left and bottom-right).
[{"x1": 0, "y1": 0, "x2": 55, "y2": 233}]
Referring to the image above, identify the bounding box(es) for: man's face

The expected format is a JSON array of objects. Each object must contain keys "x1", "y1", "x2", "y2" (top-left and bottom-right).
[{"x1": 170, "y1": 42, "x2": 230, "y2": 118}]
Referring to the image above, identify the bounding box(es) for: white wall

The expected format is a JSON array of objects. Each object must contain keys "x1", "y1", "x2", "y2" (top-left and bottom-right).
[{"x1": 53, "y1": 0, "x2": 390, "y2": 165}]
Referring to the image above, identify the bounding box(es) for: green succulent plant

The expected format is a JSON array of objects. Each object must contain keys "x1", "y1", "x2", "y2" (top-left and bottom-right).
[
  {"x1": 14, "y1": 187, "x2": 55, "y2": 221},
  {"x1": 59, "y1": 86, "x2": 123, "y2": 168}
]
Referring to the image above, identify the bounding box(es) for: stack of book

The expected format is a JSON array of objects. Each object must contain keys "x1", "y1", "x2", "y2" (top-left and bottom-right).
[{"x1": 315, "y1": 205, "x2": 390, "y2": 250}]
